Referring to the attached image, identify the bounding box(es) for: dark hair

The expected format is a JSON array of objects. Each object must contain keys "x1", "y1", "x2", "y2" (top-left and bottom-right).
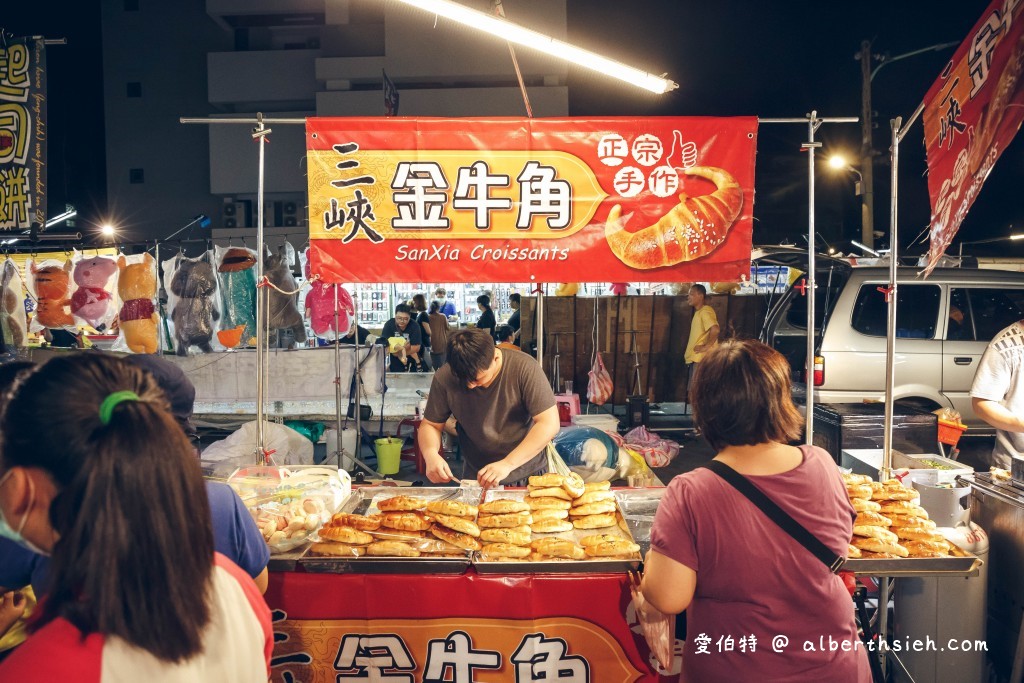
[
  {"x1": 509, "y1": 293, "x2": 521, "y2": 305},
  {"x1": 429, "y1": 300, "x2": 440, "y2": 314},
  {"x1": 495, "y1": 324, "x2": 514, "y2": 342},
  {"x1": 434, "y1": 288, "x2": 447, "y2": 297},
  {"x1": 1, "y1": 354, "x2": 214, "y2": 662},
  {"x1": 690, "y1": 339, "x2": 803, "y2": 451},
  {"x1": 0, "y1": 360, "x2": 36, "y2": 401},
  {"x1": 412, "y1": 293, "x2": 427, "y2": 312},
  {"x1": 689, "y1": 283, "x2": 707, "y2": 297},
  {"x1": 447, "y1": 328, "x2": 495, "y2": 385},
  {"x1": 476, "y1": 294, "x2": 490, "y2": 308},
  {"x1": 394, "y1": 303, "x2": 412, "y2": 316},
  {"x1": 122, "y1": 354, "x2": 197, "y2": 438}
]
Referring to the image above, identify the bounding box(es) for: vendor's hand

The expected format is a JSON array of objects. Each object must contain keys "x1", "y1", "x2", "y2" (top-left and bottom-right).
[
  {"x1": 0, "y1": 591, "x2": 26, "y2": 622},
  {"x1": 477, "y1": 459, "x2": 515, "y2": 489},
  {"x1": 424, "y1": 453, "x2": 455, "y2": 484}
]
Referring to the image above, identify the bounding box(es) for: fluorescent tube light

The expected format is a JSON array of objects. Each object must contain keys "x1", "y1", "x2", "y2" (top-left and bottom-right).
[{"x1": 389, "y1": 0, "x2": 678, "y2": 94}]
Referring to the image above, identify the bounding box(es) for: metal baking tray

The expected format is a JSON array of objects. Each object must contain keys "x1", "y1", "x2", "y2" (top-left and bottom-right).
[
  {"x1": 297, "y1": 486, "x2": 480, "y2": 574},
  {"x1": 471, "y1": 489, "x2": 641, "y2": 574},
  {"x1": 843, "y1": 547, "x2": 982, "y2": 577}
]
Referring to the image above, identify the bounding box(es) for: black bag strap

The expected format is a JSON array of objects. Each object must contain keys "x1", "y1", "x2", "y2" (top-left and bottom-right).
[{"x1": 701, "y1": 459, "x2": 846, "y2": 574}]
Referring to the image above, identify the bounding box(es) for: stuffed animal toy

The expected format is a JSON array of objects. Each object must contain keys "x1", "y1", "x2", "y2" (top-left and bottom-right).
[
  {"x1": 117, "y1": 254, "x2": 158, "y2": 354},
  {"x1": 0, "y1": 260, "x2": 27, "y2": 348},
  {"x1": 71, "y1": 256, "x2": 118, "y2": 329},
  {"x1": 303, "y1": 254, "x2": 353, "y2": 339},
  {"x1": 31, "y1": 260, "x2": 74, "y2": 329},
  {"x1": 263, "y1": 246, "x2": 306, "y2": 347},
  {"x1": 216, "y1": 246, "x2": 257, "y2": 347},
  {"x1": 170, "y1": 255, "x2": 219, "y2": 355}
]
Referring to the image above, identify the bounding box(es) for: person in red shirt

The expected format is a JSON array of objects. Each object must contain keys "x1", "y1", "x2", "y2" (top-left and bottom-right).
[
  {"x1": 640, "y1": 339, "x2": 870, "y2": 682},
  {"x1": 0, "y1": 354, "x2": 271, "y2": 681}
]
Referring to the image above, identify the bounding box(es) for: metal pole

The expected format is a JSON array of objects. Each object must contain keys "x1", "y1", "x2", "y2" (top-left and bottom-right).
[
  {"x1": 802, "y1": 112, "x2": 822, "y2": 445},
  {"x1": 536, "y1": 286, "x2": 544, "y2": 369},
  {"x1": 254, "y1": 114, "x2": 269, "y2": 462},
  {"x1": 333, "y1": 285, "x2": 344, "y2": 469},
  {"x1": 882, "y1": 116, "x2": 903, "y2": 483},
  {"x1": 859, "y1": 40, "x2": 876, "y2": 249},
  {"x1": 154, "y1": 241, "x2": 162, "y2": 355}
]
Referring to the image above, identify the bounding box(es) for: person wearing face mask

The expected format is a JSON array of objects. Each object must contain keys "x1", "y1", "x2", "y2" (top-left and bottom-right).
[
  {"x1": 418, "y1": 328, "x2": 559, "y2": 488},
  {"x1": 0, "y1": 356, "x2": 270, "y2": 601},
  {"x1": 0, "y1": 354, "x2": 272, "y2": 681}
]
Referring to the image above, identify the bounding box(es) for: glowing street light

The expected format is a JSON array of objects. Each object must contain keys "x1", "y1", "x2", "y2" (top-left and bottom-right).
[
  {"x1": 386, "y1": 0, "x2": 678, "y2": 94},
  {"x1": 100, "y1": 224, "x2": 117, "y2": 238}
]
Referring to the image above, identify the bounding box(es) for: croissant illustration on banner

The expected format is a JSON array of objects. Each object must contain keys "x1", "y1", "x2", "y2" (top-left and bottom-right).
[{"x1": 604, "y1": 166, "x2": 743, "y2": 269}]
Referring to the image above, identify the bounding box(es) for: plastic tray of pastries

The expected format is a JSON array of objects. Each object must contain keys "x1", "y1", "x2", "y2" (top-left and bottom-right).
[
  {"x1": 299, "y1": 486, "x2": 482, "y2": 574},
  {"x1": 471, "y1": 474, "x2": 642, "y2": 574}
]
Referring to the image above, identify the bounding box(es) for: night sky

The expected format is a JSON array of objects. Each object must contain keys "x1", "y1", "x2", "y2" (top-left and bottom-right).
[{"x1": 5, "y1": 0, "x2": 1019, "y2": 257}]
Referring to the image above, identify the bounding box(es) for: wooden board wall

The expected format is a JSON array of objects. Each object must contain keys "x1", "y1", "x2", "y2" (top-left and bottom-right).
[{"x1": 520, "y1": 295, "x2": 768, "y2": 403}]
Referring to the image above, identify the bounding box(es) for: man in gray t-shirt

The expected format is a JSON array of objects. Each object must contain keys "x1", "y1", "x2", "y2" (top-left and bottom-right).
[
  {"x1": 971, "y1": 320, "x2": 1024, "y2": 468},
  {"x1": 419, "y1": 328, "x2": 559, "y2": 488}
]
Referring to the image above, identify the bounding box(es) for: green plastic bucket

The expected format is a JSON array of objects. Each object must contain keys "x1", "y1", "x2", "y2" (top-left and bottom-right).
[{"x1": 374, "y1": 437, "x2": 403, "y2": 475}]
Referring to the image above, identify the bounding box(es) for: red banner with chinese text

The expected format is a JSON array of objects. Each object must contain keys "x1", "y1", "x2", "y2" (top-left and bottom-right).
[
  {"x1": 266, "y1": 570, "x2": 678, "y2": 682},
  {"x1": 307, "y1": 117, "x2": 757, "y2": 284},
  {"x1": 922, "y1": 0, "x2": 1024, "y2": 276}
]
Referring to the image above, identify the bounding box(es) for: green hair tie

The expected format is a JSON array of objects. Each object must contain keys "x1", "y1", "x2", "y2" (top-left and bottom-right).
[{"x1": 99, "y1": 391, "x2": 139, "y2": 426}]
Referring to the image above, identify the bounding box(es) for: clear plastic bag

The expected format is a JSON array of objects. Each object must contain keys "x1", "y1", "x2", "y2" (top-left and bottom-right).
[
  {"x1": 70, "y1": 251, "x2": 118, "y2": 331},
  {"x1": 202, "y1": 421, "x2": 315, "y2": 477},
  {"x1": 303, "y1": 248, "x2": 353, "y2": 341},
  {"x1": 215, "y1": 245, "x2": 257, "y2": 349},
  {"x1": 623, "y1": 425, "x2": 680, "y2": 468},
  {"x1": 0, "y1": 259, "x2": 28, "y2": 349},
  {"x1": 553, "y1": 426, "x2": 619, "y2": 483},
  {"x1": 26, "y1": 257, "x2": 75, "y2": 332},
  {"x1": 112, "y1": 253, "x2": 158, "y2": 354},
  {"x1": 229, "y1": 465, "x2": 351, "y2": 553},
  {"x1": 587, "y1": 352, "x2": 613, "y2": 405},
  {"x1": 628, "y1": 569, "x2": 676, "y2": 671},
  {"x1": 164, "y1": 252, "x2": 221, "y2": 355}
]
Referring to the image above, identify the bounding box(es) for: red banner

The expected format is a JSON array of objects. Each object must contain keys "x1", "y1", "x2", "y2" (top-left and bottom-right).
[
  {"x1": 266, "y1": 570, "x2": 679, "y2": 682},
  {"x1": 307, "y1": 117, "x2": 757, "y2": 284},
  {"x1": 922, "y1": 0, "x2": 1024, "y2": 276}
]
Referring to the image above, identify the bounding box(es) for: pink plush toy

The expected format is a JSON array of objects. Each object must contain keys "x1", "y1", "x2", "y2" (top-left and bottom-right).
[
  {"x1": 71, "y1": 256, "x2": 118, "y2": 329},
  {"x1": 303, "y1": 257, "x2": 353, "y2": 339}
]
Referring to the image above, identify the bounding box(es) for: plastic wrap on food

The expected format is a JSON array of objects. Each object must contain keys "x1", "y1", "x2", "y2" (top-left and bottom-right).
[
  {"x1": 614, "y1": 488, "x2": 666, "y2": 558},
  {"x1": 26, "y1": 258, "x2": 74, "y2": 331},
  {"x1": 165, "y1": 252, "x2": 221, "y2": 355},
  {"x1": 0, "y1": 259, "x2": 28, "y2": 349},
  {"x1": 215, "y1": 245, "x2": 257, "y2": 349},
  {"x1": 229, "y1": 465, "x2": 351, "y2": 554},
  {"x1": 70, "y1": 252, "x2": 118, "y2": 331},
  {"x1": 111, "y1": 253, "x2": 158, "y2": 354},
  {"x1": 553, "y1": 426, "x2": 619, "y2": 483}
]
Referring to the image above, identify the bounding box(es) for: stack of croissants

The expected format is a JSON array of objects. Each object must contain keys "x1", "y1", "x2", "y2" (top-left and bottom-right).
[
  {"x1": 843, "y1": 473, "x2": 953, "y2": 559},
  {"x1": 307, "y1": 472, "x2": 640, "y2": 561}
]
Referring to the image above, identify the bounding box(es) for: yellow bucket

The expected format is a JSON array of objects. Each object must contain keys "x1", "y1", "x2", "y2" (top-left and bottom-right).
[{"x1": 374, "y1": 437, "x2": 403, "y2": 475}]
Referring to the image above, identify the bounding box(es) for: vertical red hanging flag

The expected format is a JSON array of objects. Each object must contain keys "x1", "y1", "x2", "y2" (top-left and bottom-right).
[{"x1": 921, "y1": 0, "x2": 1024, "y2": 276}]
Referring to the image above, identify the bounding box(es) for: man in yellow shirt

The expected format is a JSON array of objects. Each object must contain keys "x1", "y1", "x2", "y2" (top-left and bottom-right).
[{"x1": 684, "y1": 284, "x2": 719, "y2": 410}]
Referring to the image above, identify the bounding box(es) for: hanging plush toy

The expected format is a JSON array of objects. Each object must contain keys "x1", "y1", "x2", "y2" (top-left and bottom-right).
[
  {"x1": 169, "y1": 254, "x2": 219, "y2": 355},
  {"x1": 263, "y1": 246, "x2": 307, "y2": 347},
  {"x1": 71, "y1": 255, "x2": 118, "y2": 330},
  {"x1": 117, "y1": 253, "x2": 158, "y2": 354},
  {"x1": 29, "y1": 259, "x2": 74, "y2": 329},
  {"x1": 0, "y1": 260, "x2": 27, "y2": 348},
  {"x1": 216, "y1": 246, "x2": 257, "y2": 348},
  {"x1": 303, "y1": 253, "x2": 353, "y2": 340},
  {"x1": 555, "y1": 283, "x2": 579, "y2": 296}
]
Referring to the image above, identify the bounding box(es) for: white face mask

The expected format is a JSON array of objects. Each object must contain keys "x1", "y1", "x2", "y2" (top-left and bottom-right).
[{"x1": 0, "y1": 470, "x2": 49, "y2": 556}]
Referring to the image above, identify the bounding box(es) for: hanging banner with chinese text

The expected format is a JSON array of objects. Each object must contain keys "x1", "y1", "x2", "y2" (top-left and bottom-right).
[
  {"x1": 0, "y1": 36, "x2": 46, "y2": 231},
  {"x1": 307, "y1": 117, "x2": 757, "y2": 283},
  {"x1": 921, "y1": 0, "x2": 1024, "y2": 276},
  {"x1": 266, "y1": 570, "x2": 678, "y2": 682}
]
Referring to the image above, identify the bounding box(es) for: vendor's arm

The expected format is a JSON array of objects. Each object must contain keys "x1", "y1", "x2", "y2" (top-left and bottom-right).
[
  {"x1": 972, "y1": 397, "x2": 1024, "y2": 432},
  {"x1": 418, "y1": 418, "x2": 456, "y2": 483},
  {"x1": 477, "y1": 406, "x2": 559, "y2": 488},
  {"x1": 641, "y1": 549, "x2": 696, "y2": 615},
  {"x1": 694, "y1": 319, "x2": 720, "y2": 354}
]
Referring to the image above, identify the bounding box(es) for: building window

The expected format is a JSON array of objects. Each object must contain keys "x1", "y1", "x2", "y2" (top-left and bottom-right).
[
  {"x1": 129, "y1": 168, "x2": 145, "y2": 184},
  {"x1": 124, "y1": 0, "x2": 139, "y2": 10},
  {"x1": 126, "y1": 82, "x2": 142, "y2": 98}
]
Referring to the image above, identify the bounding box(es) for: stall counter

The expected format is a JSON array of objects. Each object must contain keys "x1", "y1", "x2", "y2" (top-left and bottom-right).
[{"x1": 265, "y1": 568, "x2": 675, "y2": 682}]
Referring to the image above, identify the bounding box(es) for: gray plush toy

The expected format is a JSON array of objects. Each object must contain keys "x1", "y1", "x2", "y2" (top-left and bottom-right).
[
  {"x1": 263, "y1": 246, "x2": 307, "y2": 347},
  {"x1": 170, "y1": 255, "x2": 219, "y2": 355}
]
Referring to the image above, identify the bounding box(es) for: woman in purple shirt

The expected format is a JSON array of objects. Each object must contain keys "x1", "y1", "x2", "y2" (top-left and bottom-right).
[{"x1": 641, "y1": 340, "x2": 870, "y2": 682}]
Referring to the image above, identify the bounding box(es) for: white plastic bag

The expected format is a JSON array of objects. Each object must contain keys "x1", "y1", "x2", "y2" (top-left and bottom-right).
[
  {"x1": 202, "y1": 420, "x2": 315, "y2": 474},
  {"x1": 70, "y1": 251, "x2": 119, "y2": 331},
  {"x1": 0, "y1": 259, "x2": 28, "y2": 349}
]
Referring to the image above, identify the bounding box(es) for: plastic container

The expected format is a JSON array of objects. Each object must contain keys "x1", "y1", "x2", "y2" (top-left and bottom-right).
[
  {"x1": 375, "y1": 437, "x2": 403, "y2": 475},
  {"x1": 571, "y1": 413, "x2": 619, "y2": 434},
  {"x1": 937, "y1": 418, "x2": 967, "y2": 447}
]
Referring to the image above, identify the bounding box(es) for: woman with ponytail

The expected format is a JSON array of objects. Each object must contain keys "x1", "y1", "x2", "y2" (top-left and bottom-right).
[{"x1": 0, "y1": 354, "x2": 271, "y2": 681}]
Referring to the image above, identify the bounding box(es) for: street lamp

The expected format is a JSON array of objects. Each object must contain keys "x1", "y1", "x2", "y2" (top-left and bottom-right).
[
  {"x1": 958, "y1": 231, "x2": 1024, "y2": 258},
  {"x1": 827, "y1": 153, "x2": 864, "y2": 195},
  {"x1": 856, "y1": 39, "x2": 959, "y2": 250}
]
